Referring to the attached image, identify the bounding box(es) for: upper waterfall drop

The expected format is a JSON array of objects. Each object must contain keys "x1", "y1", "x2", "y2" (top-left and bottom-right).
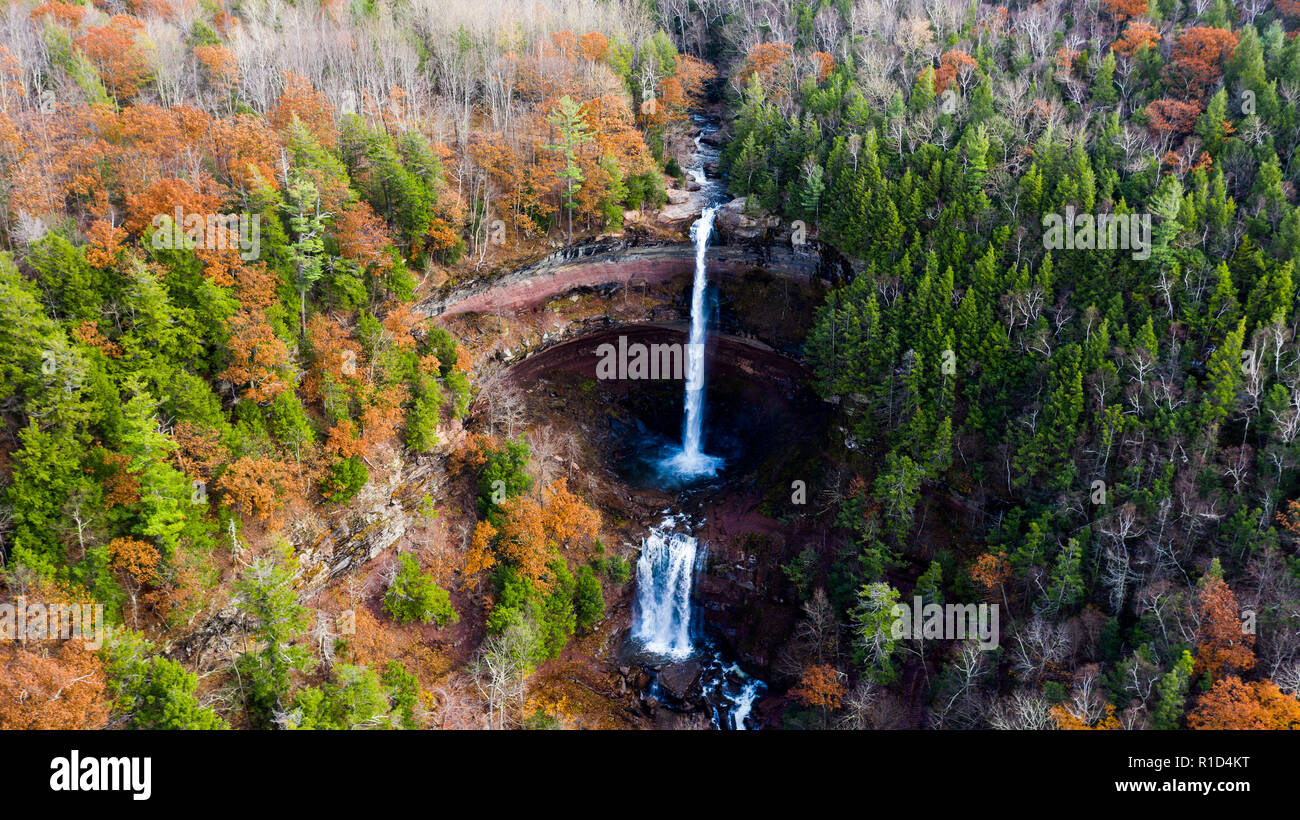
[{"x1": 662, "y1": 205, "x2": 724, "y2": 479}]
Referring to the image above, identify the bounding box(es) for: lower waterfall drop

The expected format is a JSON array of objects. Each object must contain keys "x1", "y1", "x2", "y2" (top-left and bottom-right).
[{"x1": 631, "y1": 519, "x2": 696, "y2": 659}]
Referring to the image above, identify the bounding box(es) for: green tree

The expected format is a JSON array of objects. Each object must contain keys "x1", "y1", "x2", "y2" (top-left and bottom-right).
[
  {"x1": 320, "y1": 456, "x2": 369, "y2": 503},
  {"x1": 547, "y1": 95, "x2": 594, "y2": 243},
  {"x1": 1151, "y1": 650, "x2": 1195, "y2": 730},
  {"x1": 383, "y1": 553, "x2": 458, "y2": 626},
  {"x1": 233, "y1": 547, "x2": 314, "y2": 728},
  {"x1": 289, "y1": 664, "x2": 391, "y2": 729},
  {"x1": 478, "y1": 437, "x2": 532, "y2": 516},
  {"x1": 382, "y1": 660, "x2": 420, "y2": 729},
  {"x1": 1043, "y1": 537, "x2": 1086, "y2": 616},
  {"x1": 105, "y1": 630, "x2": 227, "y2": 729},
  {"x1": 853, "y1": 581, "x2": 901, "y2": 683},
  {"x1": 119, "y1": 656, "x2": 227, "y2": 729},
  {"x1": 574, "y1": 564, "x2": 605, "y2": 630},
  {"x1": 283, "y1": 175, "x2": 331, "y2": 335}
]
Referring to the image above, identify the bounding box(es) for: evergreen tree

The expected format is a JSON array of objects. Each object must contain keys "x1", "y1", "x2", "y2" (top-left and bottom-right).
[
  {"x1": 547, "y1": 95, "x2": 594, "y2": 243},
  {"x1": 1151, "y1": 650, "x2": 1195, "y2": 730}
]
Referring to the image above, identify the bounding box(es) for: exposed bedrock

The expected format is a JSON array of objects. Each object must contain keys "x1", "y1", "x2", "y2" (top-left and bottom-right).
[{"x1": 420, "y1": 234, "x2": 852, "y2": 332}]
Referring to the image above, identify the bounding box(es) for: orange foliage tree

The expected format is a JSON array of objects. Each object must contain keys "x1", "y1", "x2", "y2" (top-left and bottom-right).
[
  {"x1": 1101, "y1": 0, "x2": 1149, "y2": 22},
  {"x1": 808, "y1": 51, "x2": 835, "y2": 83},
  {"x1": 1145, "y1": 98, "x2": 1204, "y2": 136},
  {"x1": 30, "y1": 2, "x2": 88, "y2": 30},
  {"x1": 172, "y1": 420, "x2": 230, "y2": 482},
  {"x1": 194, "y1": 44, "x2": 238, "y2": 100},
  {"x1": 578, "y1": 32, "x2": 609, "y2": 62},
  {"x1": 489, "y1": 479, "x2": 602, "y2": 590},
  {"x1": 0, "y1": 641, "x2": 110, "y2": 729},
  {"x1": 1194, "y1": 573, "x2": 1255, "y2": 681},
  {"x1": 932, "y1": 50, "x2": 979, "y2": 94},
  {"x1": 270, "y1": 72, "x2": 337, "y2": 148},
  {"x1": 124, "y1": 175, "x2": 217, "y2": 237},
  {"x1": 221, "y1": 309, "x2": 291, "y2": 403},
  {"x1": 359, "y1": 383, "x2": 409, "y2": 454},
  {"x1": 494, "y1": 493, "x2": 552, "y2": 588},
  {"x1": 208, "y1": 113, "x2": 281, "y2": 196},
  {"x1": 1051, "y1": 702, "x2": 1121, "y2": 730},
  {"x1": 1112, "y1": 21, "x2": 1160, "y2": 57},
  {"x1": 107, "y1": 536, "x2": 160, "y2": 586},
  {"x1": 462, "y1": 520, "x2": 499, "y2": 591},
  {"x1": 743, "y1": 41, "x2": 794, "y2": 79},
  {"x1": 1162, "y1": 27, "x2": 1238, "y2": 99},
  {"x1": 969, "y1": 550, "x2": 1011, "y2": 602},
  {"x1": 216, "y1": 456, "x2": 297, "y2": 523},
  {"x1": 304, "y1": 312, "x2": 363, "y2": 406},
  {"x1": 540, "y1": 479, "x2": 601, "y2": 551},
  {"x1": 335, "y1": 200, "x2": 392, "y2": 269},
  {"x1": 791, "y1": 664, "x2": 845, "y2": 710},
  {"x1": 1188, "y1": 676, "x2": 1300, "y2": 729},
  {"x1": 77, "y1": 14, "x2": 152, "y2": 100}
]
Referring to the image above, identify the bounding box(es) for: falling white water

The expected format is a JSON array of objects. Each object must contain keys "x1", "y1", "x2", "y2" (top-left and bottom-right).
[
  {"x1": 632, "y1": 519, "x2": 697, "y2": 659},
  {"x1": 725, "y1": 670, "x2": 765, "y2": 730},
  {"x1": 729, "y1": 680, "x2": 762, "y2": 729},
  {"x1": 663, "y1": 206, "x2": 724, "y2": 478}
]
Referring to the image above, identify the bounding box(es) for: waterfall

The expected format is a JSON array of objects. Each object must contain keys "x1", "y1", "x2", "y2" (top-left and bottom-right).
[
  {"x1": 631, "y1": 517, "x2": 768, "y2": 728},
  {"x1": 662, "y1": 206, "x2": 723, "y2": 478},
  {"x1": 627, "y1": 118, "x2": 768, "y2": 728},
  {"x1": 632, "y1": 520, "x2": 697, "y2": 659},
  {"x1": 725, "y1": 673, "x2": 765, "y2": 731},
  {"x1": 729, "y1": 680, "x2": 762, "y2": 729},
  {"x1": 681, "y1": 208, "x2": 715, "y2": 462}
]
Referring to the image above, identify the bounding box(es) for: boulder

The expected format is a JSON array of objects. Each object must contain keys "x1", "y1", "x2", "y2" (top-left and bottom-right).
[
  {"x1": 665, "y1": 187, "x2": 691, "y2": 205},
  {"x1": 700, "y1": 130, "x2": 726, "y2": 147},
  {"x1": 714, "y1": 196, "x2": 780, "y2": 239},
  {"x1": 657, "y1": 660, "x2": 702, "y2": 701},
  {"x1": 656, "y1": 200, "x2": 702, "y2": 225}
]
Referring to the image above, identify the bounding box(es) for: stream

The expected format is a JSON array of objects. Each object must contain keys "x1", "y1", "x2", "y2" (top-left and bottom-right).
[{"x1": 627, "y1": 117, "x2": 771, "y2": 729}]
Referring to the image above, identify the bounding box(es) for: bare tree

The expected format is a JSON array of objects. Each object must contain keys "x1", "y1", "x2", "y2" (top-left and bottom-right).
[
  {"x1": 474, "y1": 620, "x2": 539, "y2": 729},
  {"x1": 1010, "y1": 616, "x2": 1073, "y2": 681},
  {"x1": 988, "y1": 689, "x2": 1054, "y2": 729}
]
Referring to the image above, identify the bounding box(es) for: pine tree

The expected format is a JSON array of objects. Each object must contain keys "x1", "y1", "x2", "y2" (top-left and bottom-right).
[
  {"x1": 794, "y1": 155, "x2": 825, "y2": 222},
  {"x1": 283, "y1": 176, "x2": 330, "y2": 335},
  {"x1": 1196, "y1": 88, "x2": 1230, "y2": 155},
  {"x1": 1151, "y1": 650, "x2": 1195, "y2": 730},
  {"x1": 1043, "y1": 537, "x2": 1085, "y2": 615},
  {"x1": 1091, "y1": 51, "x2": 1118, "y2": 107},
  {"x1": 1016, "y1": 345, "x2": 1084, "y2": 491},
  {"x1": 547, "y1": 95, "x2": 594, "y2": 244},
  {"x1": 915, "y1": 560, "x2": 943, "y2": 605},
  {"x1": 234, "y1": 547, "x2": 314, "y2": 728},
  {"x1": 852, "y1": 581, "x2": 901, "y2": 684},
  {"x1": 910, "y1": 67, "x2": 936, "y2": 113},
  {"x1": 1198, "y1": 319, "x2": 1246, "y2": 443}
]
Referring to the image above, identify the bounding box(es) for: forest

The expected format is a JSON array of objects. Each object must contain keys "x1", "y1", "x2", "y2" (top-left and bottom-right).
[{"x1": 1, "y1": 0, "x2": 1298, "y2": 733}]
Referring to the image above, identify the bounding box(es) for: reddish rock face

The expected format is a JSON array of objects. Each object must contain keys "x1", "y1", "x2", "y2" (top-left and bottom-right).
[
  {"x1": 437, "y1": 258, "x2": 694, "y2": 318},
  {"x1": 493, "y1": 324, "x2": 811, "y2": 393},
  {"x1": 421, "y1": 237, "x2": 841, "y2": 321}
]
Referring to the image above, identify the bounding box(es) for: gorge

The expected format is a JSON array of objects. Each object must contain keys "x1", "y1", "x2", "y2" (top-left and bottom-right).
[{"x1": 444, "y1": 116, "x2": 832, "y2": 729}]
